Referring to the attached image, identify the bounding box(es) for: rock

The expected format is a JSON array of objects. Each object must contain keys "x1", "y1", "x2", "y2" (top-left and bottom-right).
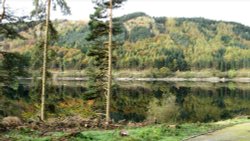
[
  {"x1": 120, "y1": 129, "x2": 129, "y2": 136},
  {"x1": 1, "y1": 116, "x2": 22, "y2": 128},
  {"x1": 168, "y1": 124, "x2": 180, "y2": 129},
  {"x1": 168, "y1": 124, "x2": 176, "y2": 128}
]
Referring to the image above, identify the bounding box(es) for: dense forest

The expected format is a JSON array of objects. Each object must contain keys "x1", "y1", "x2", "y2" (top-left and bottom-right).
[{"x1": 1, "y1": 12, "x2": 250, "y2": 74}]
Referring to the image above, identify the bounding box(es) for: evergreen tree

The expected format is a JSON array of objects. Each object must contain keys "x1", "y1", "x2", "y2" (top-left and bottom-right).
[
  {"x1": 0, "y1": 0, "x2": 29, "y2": 97},
  {"x1": 32, "y1": 0, "x2": 70, "y2": 121},
  {"x1": 86, "y1": 0, "x2": 126, "y2": 124},
  {"x1": 0, "y1": 0, "x2": 26, "y2": 39},
  {"x1": 0, "y1": 0, "x2": 6, "y2": 23},
  {"x1": 0, "y1": 52, "x2": 29, "y2": 98}
]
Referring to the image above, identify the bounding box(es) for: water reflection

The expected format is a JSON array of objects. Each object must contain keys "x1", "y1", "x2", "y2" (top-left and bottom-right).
[
  {"x1": 111, "y1": 82, "x2": 250, "y2": 123},
  {"x1": 0, "y1": 81, "x2": 249, "y2": 123}
]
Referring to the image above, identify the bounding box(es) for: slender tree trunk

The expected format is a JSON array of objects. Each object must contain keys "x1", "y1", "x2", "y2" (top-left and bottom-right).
[
  {"x1": 0, "y1": 0, "x2": 6, "y2": 22},
  {"x1": 106, "y1": 0, "x2": 113, "y2": 124},
  {"x1": 41, "y1": 0, "x2": 51, "y2": 121}
]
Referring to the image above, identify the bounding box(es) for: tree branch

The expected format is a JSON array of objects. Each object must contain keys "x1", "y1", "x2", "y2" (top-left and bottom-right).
[{"x1": 0, "y1": 0, "x2": 6, "y2": 23}]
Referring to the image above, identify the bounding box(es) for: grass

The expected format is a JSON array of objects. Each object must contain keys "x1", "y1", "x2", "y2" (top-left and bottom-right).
[
  {"x1": 1, "y1": 117, "x2": 249, "y2": 141},
  {"x1": 84, "y1": 124, "x2": 222, "y2": 141},
  {"x1": 113, "y1": 69, "x2": 152, "y2": 78},
  {"x1": 50, "y1": 70, "x2": 87, "y2": 78},
  {"x1": 47, "y1": 69, "x2": 250, "y2": 79},
  {"x1": 175, "y1": 69, "x2": 250, "y2": 78},
  {"x1": 114, "y1": 69, "x2": 250, "y2": 78}
]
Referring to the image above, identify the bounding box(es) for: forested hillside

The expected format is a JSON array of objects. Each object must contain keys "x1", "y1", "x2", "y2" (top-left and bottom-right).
[{"x1": 1, "y1": 12, "x2": 250, "y2": 73}]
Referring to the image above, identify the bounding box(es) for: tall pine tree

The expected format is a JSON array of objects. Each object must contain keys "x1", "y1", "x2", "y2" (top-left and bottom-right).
[
  {"x1": 86, "y1": 0, "x2": 126, "y2": 124},
  {"x1": 32, "y1": 0, "x2": 70, "y2": 121},
  {"x1": 1, "y1": 0, "x2": 29, "y2": 88}
]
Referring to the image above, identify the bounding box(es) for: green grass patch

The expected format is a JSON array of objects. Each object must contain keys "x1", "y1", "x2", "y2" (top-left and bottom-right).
[
  {"x1": 2, "y1": 117, "x2": 250, "y2": 141},
  {"x1": 100, "y1": 124, "x2": 217, "y2": 141}
]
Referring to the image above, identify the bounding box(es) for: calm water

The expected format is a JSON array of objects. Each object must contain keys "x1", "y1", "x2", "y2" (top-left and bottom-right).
[{"x1": 0, "y1": 80, "x2": 250, "y2": 123}]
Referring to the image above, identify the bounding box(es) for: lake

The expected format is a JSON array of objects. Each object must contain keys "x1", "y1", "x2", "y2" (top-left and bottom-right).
[{"x1": 0, "y1": 80, "x2": 250, "y2": 123}]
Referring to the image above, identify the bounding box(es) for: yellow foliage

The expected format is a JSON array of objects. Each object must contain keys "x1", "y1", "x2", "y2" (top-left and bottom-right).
[{"x1": 58, "y1": 98, "x2": 95, "y2": 117}]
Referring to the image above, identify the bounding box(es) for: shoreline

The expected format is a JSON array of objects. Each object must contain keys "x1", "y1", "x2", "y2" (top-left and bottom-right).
[
  {"x1": 19, "y1": 77, "x2": 250, "y2": 83},
  {"x1": 115, "y1": 77, "x2": 250, "y2": 83}
]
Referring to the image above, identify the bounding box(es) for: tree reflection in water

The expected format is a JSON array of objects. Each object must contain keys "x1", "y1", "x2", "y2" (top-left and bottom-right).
[{"x1": 0, "y1": 81, "x2": 250, "y2": 123}]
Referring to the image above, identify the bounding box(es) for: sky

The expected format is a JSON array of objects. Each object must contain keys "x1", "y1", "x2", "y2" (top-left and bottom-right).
[{"x1": 3, "y1": 0, "x2": 250, "y2": 26}]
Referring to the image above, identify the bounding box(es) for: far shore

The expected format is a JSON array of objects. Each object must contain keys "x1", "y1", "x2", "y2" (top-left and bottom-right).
[{"x1": 19, "y1": 77, "x2": 250, "y2": 83}]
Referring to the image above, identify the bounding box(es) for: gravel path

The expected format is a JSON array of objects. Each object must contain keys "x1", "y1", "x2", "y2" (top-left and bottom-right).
[{"x1": 186, "y1": 122, "x2": 250, "y2": 141}]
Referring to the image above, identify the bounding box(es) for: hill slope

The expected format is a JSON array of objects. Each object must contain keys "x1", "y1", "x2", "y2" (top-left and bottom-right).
[{"x1": 1, "y1": 12, "x2": 250, "y2": 72}]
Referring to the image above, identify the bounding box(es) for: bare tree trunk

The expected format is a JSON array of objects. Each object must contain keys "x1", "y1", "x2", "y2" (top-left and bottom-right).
[
  {"x1": 106, "y1": 0, "x2": 113, "y2": 125},
  {"x1": 0, "y1": 0, "x2": 6, "y2": 23},
  {"x1": 41, "y1": 0, "x2": 51, "y2": 121}
]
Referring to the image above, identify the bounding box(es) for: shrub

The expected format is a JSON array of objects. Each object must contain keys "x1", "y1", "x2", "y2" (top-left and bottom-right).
[
  {"x1": 227, "y1": 70, "x2": 237, "y2": 78},
  {"x1": 151, "y1": 67, "x2": 172, "y2": 78},
  {"x1": 1, "y1": 116, "x2": 22, "y2": 128}
]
